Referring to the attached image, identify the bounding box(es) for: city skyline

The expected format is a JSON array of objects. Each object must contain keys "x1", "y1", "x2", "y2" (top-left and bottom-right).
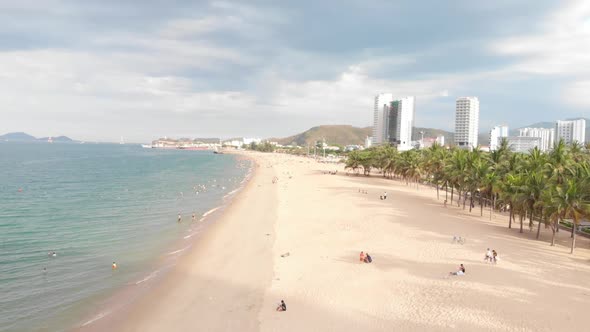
[{"x1": 1, "y1": 1, "x2": 589, "y2": 142}]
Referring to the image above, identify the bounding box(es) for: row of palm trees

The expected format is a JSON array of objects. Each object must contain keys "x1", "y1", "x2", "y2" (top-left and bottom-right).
[{"x1": 345, "y1": 140, "x2": 590, "y2": 253}]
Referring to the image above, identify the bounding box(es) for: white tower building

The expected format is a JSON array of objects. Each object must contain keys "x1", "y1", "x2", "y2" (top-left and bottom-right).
[
  {"x1": 489, "y1": 125, "x2": 509, "y2": 151},
  {"x1": 519, "y1": 128, "x2": 555, "y2": 151},
  {"x1": 454, "y1": 97, "x2": 480, "y2": 149},
  {"x1": 372, "y1": 93, "x2": 394, "y2": 144},
  {"x1": 387, "y1": 96, "x2": 415, "y2": 151},
  {"x1": 556, "y1": 119, "x2": 586, "y2": 145}
]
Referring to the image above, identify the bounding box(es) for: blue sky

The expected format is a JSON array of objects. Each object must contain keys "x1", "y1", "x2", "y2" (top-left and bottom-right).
[{"x1": 1, "y1": 0, "x2": 589, "y2": 142}]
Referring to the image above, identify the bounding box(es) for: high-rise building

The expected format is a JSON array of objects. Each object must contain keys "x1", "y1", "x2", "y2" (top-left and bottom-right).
[
  {"x1": 372, "y1": 93, "x2": 394, "y2": 144},
  {"x1": 556, "y1": 119, "x2": 586, "y2": 145},
  {"x1": 506, "y1": 136, "x2": 541, "y2": 153},
  {"x1": 436, "y1": 135, "x2": 445, "y2": 146},
  {"x1": 387, "y1": 96, "x2": 415, "y2": 151},
  {"x1": 489, "y1": 125, "x2": 509, "y2": 151},
  {"x1": 454, "y1": 97, "x2": 480, "y2": 149},
  {"x1": 519, "y1": 127, "x2": 555, "y2": 151}
]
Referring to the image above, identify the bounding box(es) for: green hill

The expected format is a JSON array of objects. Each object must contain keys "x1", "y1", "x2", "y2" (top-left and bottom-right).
[
  {"x1": 275, "y1": 125, "x2": 456, "y2": 147},
  {"x1": 275, "y1": 125, "x2": 371, "y2": 146},
  {"x1": 412, "y1": 127, "x2": 454, "y2": 144}
]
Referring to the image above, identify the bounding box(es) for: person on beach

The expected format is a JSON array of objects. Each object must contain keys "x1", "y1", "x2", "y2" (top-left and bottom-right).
[
  {"x1": 383, "y1": 191, "x2": 387, "y2": 200},
  {"x1": 112, "y1": 262, "x2": 118, "y2": 270},
  {"x1": 192, "y1": 213, "x2": 196, "y2": 222},
  {"x1": 444, "y1": 199, "x2": 448, "y2": 207},
  {"x1": 485, "y1": 248, "x2": 492, "y2": 262},
  {"x1": 449, "y1": 264, "x2": 465, "y2": 276},
  {"x1": 276, "y1": 300, "x2": 287, "y2": 311},
  {"x1": 364, "y1": 253, "x2": 372, "y2": 263},
  {"x1": 492, "y1": 250, "x2": 498, "y2": 264},
  {"x1": 360, "y1": 251, "x2": 365, "y2": 262},
  {"x1": 177, "y1": 213, "x2": 182, "y2": 222}
]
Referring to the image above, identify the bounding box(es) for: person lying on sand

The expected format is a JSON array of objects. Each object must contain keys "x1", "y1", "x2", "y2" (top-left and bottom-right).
[
  {"x1": 276, "y1": 300, "x2": 287, "y2": 311},
  {"x1": 449, "y1": 264, "x2": 465, "y2": 276}
]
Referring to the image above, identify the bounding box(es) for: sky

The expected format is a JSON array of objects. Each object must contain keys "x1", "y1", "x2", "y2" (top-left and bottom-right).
[{"x1": 0, "y1": 0, "x2": 589, "y2": 142}]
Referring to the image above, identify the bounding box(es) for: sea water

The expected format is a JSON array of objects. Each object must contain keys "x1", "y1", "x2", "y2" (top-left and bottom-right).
[{"x1": 0, "y1": 142, "x2": 251, "y2": 331}]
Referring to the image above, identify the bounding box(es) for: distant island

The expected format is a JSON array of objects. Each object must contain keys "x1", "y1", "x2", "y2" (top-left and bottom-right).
[{"x1": 0, "y1": 132, "x2": 75, "y2": 142}]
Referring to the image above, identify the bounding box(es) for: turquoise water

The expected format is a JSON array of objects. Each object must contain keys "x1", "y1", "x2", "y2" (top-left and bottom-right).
[{"x1": 0, "y1": 142, "x2": 250, "y2": 331}]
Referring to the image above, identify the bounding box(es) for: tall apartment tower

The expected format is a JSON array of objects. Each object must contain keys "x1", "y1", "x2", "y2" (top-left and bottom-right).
[
  {"x1": 489, "y1": 125, "x2": 509, "y2": 151},
  {"x1": 372, "y1": 93, "x2": 394, "y2": 144},
  {"x1": 556, "y1": 119, "x2": 586, "y2": 145},
  {"x1": 387, "y1": 96, "x2": 415, "y2": 151},
  {"x1": 519, "y1": 127, "x2": 555, "y2": 151},
  {"x1": 454, "y1": 97, "x2": 480, "y2": 149}
]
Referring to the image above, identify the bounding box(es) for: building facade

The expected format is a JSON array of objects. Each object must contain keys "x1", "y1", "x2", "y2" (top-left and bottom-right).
[
  {"x1": 372, "y1": 93, "x2": 394, "y2": 144},
  {"x1": 556, "y1": 119, "x2": 586, "y2": 145},
  {"x1": 519, "y1": 127, "x2": 555, "y2": 151},
  {"x1": 387, "y1": 96, "x2": 415, "y2": 151},
  {"x1": 489, "y1": 125, "x2": 509, "y2": 151},
  {"x1": 454, "y1": 97, "x2": 480, "y2": 149},
  {"x1": 506, "y1": 136, "x2": 541, "y2": 153}
]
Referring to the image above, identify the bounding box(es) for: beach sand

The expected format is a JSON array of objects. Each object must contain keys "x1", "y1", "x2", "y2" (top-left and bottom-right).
[{"x1": 92, "y1": 152, "x2": 590, "y2": 332}]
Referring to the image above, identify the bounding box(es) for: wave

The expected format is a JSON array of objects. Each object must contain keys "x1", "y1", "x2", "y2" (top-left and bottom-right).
[
  {"x1": 202, "y1": 206, "x2": 220, "y2": 218},
  {"x1": 135, "y1": 270, "x2": 159, "y2": 285},
  {"x1": 166, "y1": 245, "x2": 191, "y2": 255},
  {"x1": 81, "y1": 311, "x2": 111, "y2": 327}
]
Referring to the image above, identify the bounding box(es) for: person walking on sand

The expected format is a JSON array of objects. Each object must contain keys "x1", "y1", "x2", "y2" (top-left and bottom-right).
[
  {"x1": 492, "y1": 250, "x2": 498, "y2": 264},
  {"x1": 177, "y1": 213, "x2": 182, "y2": 223},
  {"x1": 192, "y1": 213, "x2": 196, "y2": 222},
  {"x1": 485, "y1": 248, "x2": 492, "y2": 262},
  {"x1": 112, "y1": 262, "x2": 118, "y2": 270},
  {"x1": 383, "y1": 191, "x2": 387, "y2": 200},
  {"x1": 359, "y1": 251, "x2": 365, "y2": 262}
]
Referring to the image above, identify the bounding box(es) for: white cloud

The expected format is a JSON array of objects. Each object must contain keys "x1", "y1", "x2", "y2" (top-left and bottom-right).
[{"x1": 563, "y1": 81, "x2": 590, "y2": 107}]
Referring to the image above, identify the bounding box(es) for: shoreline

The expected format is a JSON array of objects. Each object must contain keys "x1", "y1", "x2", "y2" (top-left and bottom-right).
[
  {"x1": 76, "y1": 151, "x2": 276, "y2": 331},
  {"x1": 72, "y1": 153, "x2": 258, "y2": 331}
]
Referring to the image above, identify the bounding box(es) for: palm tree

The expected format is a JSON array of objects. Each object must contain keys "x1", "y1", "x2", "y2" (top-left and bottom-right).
[{"x1": 552, "y1": 179, "x2": 590, "y2": 254}]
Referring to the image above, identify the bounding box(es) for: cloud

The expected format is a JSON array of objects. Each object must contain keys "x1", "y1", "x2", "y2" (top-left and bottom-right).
[{"x1": 0, "y1": 1, "x2": 588, "y2": 141}]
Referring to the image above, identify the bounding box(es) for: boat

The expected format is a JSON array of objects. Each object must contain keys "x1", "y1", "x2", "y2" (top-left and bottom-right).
[
  {"x1": 141, "y1": 144, "x2": 153, "y2": 149},
  {"x1": 47, "y1": 137, "x2": 53, "y2": 143}
]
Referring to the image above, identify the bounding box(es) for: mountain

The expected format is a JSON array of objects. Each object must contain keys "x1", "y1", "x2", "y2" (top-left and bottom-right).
[
  {"x1": 275, "y1": 125, "x2": 457, "y2": 147},
  {"x1": 274, "y1": 125, "x2": 372, "y2": 146},
  {"x1": 0, "y1": 132, "x2": 37, "y2": 141},
  {"x1": 38, "y1": 136, "x2": 74, "y2": 142},
  {"x1": 0, "y1": 132, "x2": 75, "y2": 142},
  {"x1": 412, "y1": 127, "x2": 454, "y2": 144}
]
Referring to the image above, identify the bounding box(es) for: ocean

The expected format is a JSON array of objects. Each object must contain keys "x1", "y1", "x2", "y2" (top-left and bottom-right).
[{"x1": 0, "y1": 142, "x2": 251, "y2": 332}]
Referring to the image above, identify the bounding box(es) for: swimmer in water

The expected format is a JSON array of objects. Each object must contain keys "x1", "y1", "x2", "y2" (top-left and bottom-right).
[
  {"x1": 192, "y1": 213, "x2": 196, "y2": 222},
  {"x1": 112, "y1": 262, "x2": 118, "y2": 270},
  {"x1": 48, "y1": 251, "x2": 56, "y2": 257}
]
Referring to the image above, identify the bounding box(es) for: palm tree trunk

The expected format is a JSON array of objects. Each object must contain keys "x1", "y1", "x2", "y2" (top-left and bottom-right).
[
  {"x1": 436, "y1": 184, "x2": 439, "y2": 200},
  {"x1": 529, "y1": 210, "x2": 534, "y2": 232},
  {"x1": 445, "y1": 182, "x2": 448, "y2": 202},
  {"x1": 536, "y1": 215, "x2": 542, "y2": 239},
  {"x1": 463, "y1": 192, "x2": 467, "y2": 209},
  {"x1": 509, "y1": 209, "x2": 513, "y2": 229},
  {"x1": 571, "y1": 217, "x2": 577, "y2": 254},
  {"x1": 519, "y1": 213, "x2": 524, "y2": 233},
  {"x1": 480, "y1": 196, "x2": 483, "y2": 216},
  {"x1": 551, "y1": 223, "x2": 556, "y2": 246},
  {"x1": 450, "y1": 186, "x2": 454, "y2": 204}
]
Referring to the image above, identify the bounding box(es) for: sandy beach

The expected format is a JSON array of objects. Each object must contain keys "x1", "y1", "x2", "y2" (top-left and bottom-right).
[{"x1": 91, "y1": 152, "x2": 590, "y2": 332}]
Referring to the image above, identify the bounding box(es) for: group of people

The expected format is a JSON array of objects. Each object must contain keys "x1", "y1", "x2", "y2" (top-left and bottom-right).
[
  {"x1": 359, "y1": 251, "x2": 373, "y2": 263},
  {"x1": 379, "y1": 191, "x2": 388, "y2": 200},
  {"x1": 47, "y1": 251, "x2": 57, "y2": 257},
  {"x1": 484, "y1": 248, "x2": 499, "y2": 264},
  {"x1": 358, "y1": 189, "x2": 368, "y2": 194}
]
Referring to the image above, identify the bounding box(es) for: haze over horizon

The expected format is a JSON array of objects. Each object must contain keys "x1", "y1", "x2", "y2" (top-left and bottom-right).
[{"x1": 1, "y1": 1, "x2": 589, "y2": 142}]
